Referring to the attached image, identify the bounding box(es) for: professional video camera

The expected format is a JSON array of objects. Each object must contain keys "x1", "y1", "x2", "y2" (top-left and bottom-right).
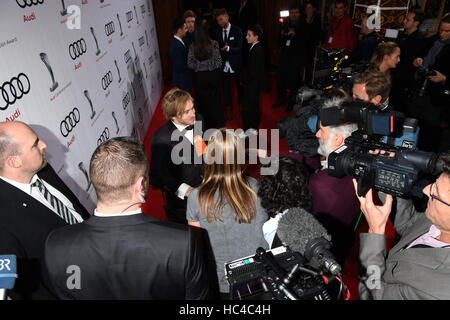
[
  {"x1": 225, "y1": 246, "x2": 332, "y2": 300},
  {"x1": 415, "y1": 68, "x2": 437, "y2": 97},
  {"x1": 313, "y1": 47, "x2": 370, "y2": 92},
  {"x1": 321, "y1": 100, "x2": 444, "y2": 197}
]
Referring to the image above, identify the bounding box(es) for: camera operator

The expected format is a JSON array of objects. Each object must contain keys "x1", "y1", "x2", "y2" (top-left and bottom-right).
[
  {"x1": 391, "y1": 9, "x2": 426, "y2": 114},
  {"x1": 410, "y1": 14, "x2": 450, "y2": 153},
  {"x1": 272, "y1": 5, "x2": 306, "y2": 112},
  {"x1": 356, "y1": 153, "x2": 450, "y2": 300},
  {"x1": 352, "y1": 70, "x2": 393, "y2": 111},
  {"x1": 309, "y1": 97, "x2": 361, "y2": 264}
]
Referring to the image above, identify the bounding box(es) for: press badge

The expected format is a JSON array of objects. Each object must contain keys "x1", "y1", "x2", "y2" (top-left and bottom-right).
[
  {"x1": 328, "y1": 37, "x2": 333, "y2": 44},
  {"x1": 286, "y1": 39, "x2": 291, "y2": 46}
]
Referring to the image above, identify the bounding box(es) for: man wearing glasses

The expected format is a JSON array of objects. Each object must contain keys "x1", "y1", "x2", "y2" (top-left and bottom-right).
[{"x1": 355, "y1": 153, "x2": 450, "y2": 299}]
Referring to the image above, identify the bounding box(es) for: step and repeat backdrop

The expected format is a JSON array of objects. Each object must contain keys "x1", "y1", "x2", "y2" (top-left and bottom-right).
[{"x1": 0, "y1": 0, "x2": 163, "y2": 211}]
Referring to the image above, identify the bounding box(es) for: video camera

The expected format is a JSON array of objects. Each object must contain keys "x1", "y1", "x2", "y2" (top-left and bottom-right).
[
  {"x1": 416, "y1": 68, "x2": 437, "y2": 97},
  {"x1": 313, "y1": 47, "x2": 370, "y2": 92},
  {"x1": 225, "y1": 246, "x2": 332, "y2": 300},
  {"x1": 321, "y1": 101, "x2": 444, "y2": 197}
]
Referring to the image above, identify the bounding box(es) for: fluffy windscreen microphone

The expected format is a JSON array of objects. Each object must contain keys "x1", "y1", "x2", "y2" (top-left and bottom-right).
[
  {"x1": 277, "y1": 207, "x2": 341, "y2": 275},
  {"x1": 277, "y1": 207, "x2": 331, "y2": 254}
]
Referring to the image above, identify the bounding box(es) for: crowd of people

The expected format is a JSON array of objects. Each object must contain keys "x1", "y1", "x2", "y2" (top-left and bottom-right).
[{"x1": 1, "y1": 0, "x2": 450, "y2": 301}]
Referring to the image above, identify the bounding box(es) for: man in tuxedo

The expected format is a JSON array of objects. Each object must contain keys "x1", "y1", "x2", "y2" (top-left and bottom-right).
[
  {"x1": 169, "y1": 18, "x2": 192, "y2": 93},
  {"x1": 149, "y1": 88, "x2": 204, "y2": 224},
  {"x1": 0, "y1": 121, "x2": 89, "y2": 300},
  {"x1": 242, "y1": 24, "x2": 265, "y2": 133},
  {"x1": 45, "y1": 137, "x2": 210, "y2": 299},
  {"x1": 308, "y1": 97, "x2": 360, "y2": 264},
  {"x1": 214, "y1": 8, "x2": 244, "y2": 121}
]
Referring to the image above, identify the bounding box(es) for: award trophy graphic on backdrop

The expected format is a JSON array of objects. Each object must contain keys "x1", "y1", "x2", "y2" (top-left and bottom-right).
[
  {"x1": 78, "y1": 162, "x2": 92, "y2": 191},
  {"x1": 114, "y1": 59, "x2": 122, "y2": 83},
  {"x1": 60, "y1": 0, "x2": 67, "y2": 16},
  {"x1": 83, "y1": 89, "x2": 96, "y2": 119},
  {"x1": 39, "y1": 52, "x2": 59, "y2": 92},
  {"x1": 112, "y1": 111, "x2": 120, "y2": 134},
  {"x1": 90, "y1": 27, "x2": 101, "y2": 56},
  {"x1": 117, "y1": 13, "x2": 124, "y2": 37}
]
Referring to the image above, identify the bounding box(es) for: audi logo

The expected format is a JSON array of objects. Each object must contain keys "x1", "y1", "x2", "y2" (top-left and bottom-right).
[
  {"x1": 105, "y1": 21, "x2": 115, "y2": 36},
  {"x1": 101, "y1": 71, "x2": 113, "y2": 90},
  {"x1": 122, "y1": 92, "x2": 130, "y2": 109},
  {"x1": 124, "y1": 49, "x2": 131, "y2": 64},
  {"x1": 97, "y1": 127, "x2": 110, "y2": 145},
  {"x1": 16, "y1": 0, "x2": 44, "y2": 8},
  {"x1": 60, "y1": 108, "x2": 80, "y2": 137},
  {"x1": 0, "y1": 73, "x2": 31, "y2": 111},
  {"x1": 126, "y1": 11, "x2": 133, "y2": 23},
  {"x1": 69, "y1": 38, "x2": 87, "y2": 60}
]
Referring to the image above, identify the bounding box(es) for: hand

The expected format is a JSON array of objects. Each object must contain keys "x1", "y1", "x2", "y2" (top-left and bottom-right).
[
  {"x1": 369, "y1": 149, "x2": 395, "y2": 157},
  {"x1": 221, "y1": 43, "x2": 229, "y2": 52},
  {"x1": 352, "y1": 179, "x2": 393, "y2": 234},
  {"x1": 429, "y1": 70, "x2": 446, "y2": 83},
  {"x1": 413, "y1": 57, "x2": 423, "y2": 68},
  {"x1": 287, "y1": 28, "x2": 295, "y2": 36},
  {"x1": 185, "y1": 186, "x2": 194, "y2": 197}
]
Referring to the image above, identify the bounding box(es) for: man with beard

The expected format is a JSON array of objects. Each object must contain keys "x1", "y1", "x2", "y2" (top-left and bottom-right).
[
  {"x1": 307, "y1": 97, "x2": 361, "y2": 264},
  {"x1": 0, "y1": 121, "x2": 89, "y2": 299}
]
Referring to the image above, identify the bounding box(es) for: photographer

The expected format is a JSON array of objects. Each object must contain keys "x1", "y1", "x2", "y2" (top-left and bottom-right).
[
  {"x1": 410, "y1": 14, "x2": 450, "y2": 153},
  {"x1": 272, "y1": 5, "x2": 306, "y2": 112},
  {"x1": 356, "y1": 153, "x2": 450, "y2": 300}
]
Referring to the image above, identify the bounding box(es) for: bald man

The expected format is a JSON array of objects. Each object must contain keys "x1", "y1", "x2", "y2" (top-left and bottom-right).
[{"x1": 0, "y1": 121, "x2": 89, "y2": 299}]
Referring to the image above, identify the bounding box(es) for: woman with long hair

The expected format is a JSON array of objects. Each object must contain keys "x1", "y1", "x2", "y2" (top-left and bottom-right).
[
  {"x1": 370, "y1": 41, "x2": 401, "y2": 73},
  {"x1": 187, "y1": 128, "x2": 268, "y2": 298},
  {"x1": 187, "y1": 21, "x2": 223, "y2": 130}
]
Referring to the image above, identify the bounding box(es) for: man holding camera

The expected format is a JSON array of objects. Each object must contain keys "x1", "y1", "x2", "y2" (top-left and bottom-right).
[
  {"x1": 352, "y1": 70, "x2": 393, "y2": 111},
  {"x1": 410, "y1": 14, "x2": 450, "y2": 153},
  {"x1": 308, "y1": 97, "x2": 361, "y2": 264},
  {"x1": 357, "y1": 153, "x2": 450, "y2": 299}
]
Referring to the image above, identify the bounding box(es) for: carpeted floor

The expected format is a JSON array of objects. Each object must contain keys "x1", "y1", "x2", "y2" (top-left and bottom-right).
[{"x1": 141, "y1": 75, "x2": 395, "y2": 300}]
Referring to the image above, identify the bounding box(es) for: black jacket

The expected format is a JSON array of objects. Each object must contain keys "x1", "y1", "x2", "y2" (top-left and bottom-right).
[
  {"x1": 214, "y1": 24, "x2": 244, "y2": 72},
  {"x1": 0, "y1": 164, "x2": 90, "y2": 300},
  {"x1": 45, "y1": 214, "x2": 210, "y2": 299}
]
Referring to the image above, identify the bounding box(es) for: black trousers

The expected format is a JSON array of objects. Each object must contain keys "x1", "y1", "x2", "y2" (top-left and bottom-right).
[
  {"x1": 222, "y1": 70, "x2": 243, "y2": 107},
  {"x1": 242, "y1": 83, "x2": 261, "y2": 131},
  {"x1": 193, "y1": 69, "x2": 224, "y2": 129}
]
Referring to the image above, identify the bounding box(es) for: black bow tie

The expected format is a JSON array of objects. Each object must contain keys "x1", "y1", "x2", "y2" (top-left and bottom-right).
[{"x1": 184, "y1": 125, "x2": 194, "y2": 131}]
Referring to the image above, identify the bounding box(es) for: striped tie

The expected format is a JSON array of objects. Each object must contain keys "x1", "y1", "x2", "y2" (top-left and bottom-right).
[{"x1": 32, "y1": 179, "x2": 78, "y2": 225}]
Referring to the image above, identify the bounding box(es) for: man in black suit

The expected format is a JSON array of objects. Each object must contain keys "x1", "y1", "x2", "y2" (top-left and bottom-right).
[
  {"x1": 149, "y1": 88, "x2": 204, "y2": 224},
  {"x1": 214, "y1": 8, "x2": 244, "y2": 121},
  {"x1": 45, "y1": 137, "x2": 210, "y2": 299},
  {"x1": 169, "y1": 18, "x2": 192, "y2": 93},
  {"x1": 242, "y1": 24, "x2": 265, "y2": 133},
  {"x1": 0, "y1": 121, "x2": 89, "y2": 300}
]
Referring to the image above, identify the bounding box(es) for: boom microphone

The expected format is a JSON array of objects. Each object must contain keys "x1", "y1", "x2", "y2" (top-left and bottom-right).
[{"x1": 277, "y1": 208, "x2": 342, "y2": 276}]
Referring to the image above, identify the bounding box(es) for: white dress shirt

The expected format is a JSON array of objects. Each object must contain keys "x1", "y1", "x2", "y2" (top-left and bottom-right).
[
  {"x1": 94, "y1": 208, "x2": 142, "y2": 217},
  {"x1": 172, "y1": 121, "x2": 194, "y2": 199},
  {"x1": 222, "y1": 23, "x2": 234, "y2": 73},
  {"x1": 0, "y1": 174, "x2": 84, "y2": 223}
]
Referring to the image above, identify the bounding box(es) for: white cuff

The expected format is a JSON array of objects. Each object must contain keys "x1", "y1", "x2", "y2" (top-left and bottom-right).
[{"x1": 175, "y1": 183, "x2": 191, "y2": 200}]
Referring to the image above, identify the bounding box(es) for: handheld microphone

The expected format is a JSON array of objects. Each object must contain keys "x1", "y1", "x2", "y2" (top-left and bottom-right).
[
  {"x1": 0, "y1": 255, "x2": 17, "y2": 300},
  {"x1": 277, "y1": 208, "x2": 342, "y2": 276}
]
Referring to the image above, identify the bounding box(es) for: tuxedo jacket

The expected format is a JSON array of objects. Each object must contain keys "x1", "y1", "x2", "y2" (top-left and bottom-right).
[
  {"x1": 149, "y1": 116, "x2": 204, "y2": 209},
  {"x1": 45, "y1": 214, "x2": 210, "y2": 299},
  {"x1": 244, "y1": 42, "x2": 265, "y2": 92},
  {"x1": 359, "y1": 196, "x2": 450, "y2": 299},
  {"x1": 169, "y1": 37, "x2": 192, "y2": 92},
  {"x1": 214, "y1": 24, "x2": 244, "y2": 72},
  {"x1": 0, "y1": 164, "x2": 90, "y2": 300}
]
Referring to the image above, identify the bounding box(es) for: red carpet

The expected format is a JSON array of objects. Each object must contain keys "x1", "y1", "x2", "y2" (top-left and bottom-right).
[{"x1": 141, "y1": 76, "x2": 395, "y2": 300}]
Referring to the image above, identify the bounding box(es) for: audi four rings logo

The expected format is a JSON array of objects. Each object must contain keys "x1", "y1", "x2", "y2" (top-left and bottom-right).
[
  {"x1": 126, "y1": 11, "x2": 133, "y2": 23},
  {"x1": 1, "y1": 73, "x2": 31, "y2": 111},
  {"x1": 60, "y1": 108, "x2": 80, "y2": 137},
  {"x1": 105, "y1": 21, "x2": 115, "y2": 36},
  {"x1": 69, "y1": 39, "x2": 87, "y2": 60},
  {"x1": 16, "y1": 0, "x2": 44, "y2": 8},
  {"x1": 97, "y1": 127, "x2": 110, "y2": 145},
  {"x1": 122, "y1": 92, "x2": 130, "y2": 109},
  {"x1": 101, "y1": 71, "x2": 113, "y2": 90}
]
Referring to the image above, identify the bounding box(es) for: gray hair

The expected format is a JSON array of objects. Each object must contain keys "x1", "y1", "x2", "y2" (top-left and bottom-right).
[{"x1": 321, "y1": 97, "x2": 358, "y2": 139}]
